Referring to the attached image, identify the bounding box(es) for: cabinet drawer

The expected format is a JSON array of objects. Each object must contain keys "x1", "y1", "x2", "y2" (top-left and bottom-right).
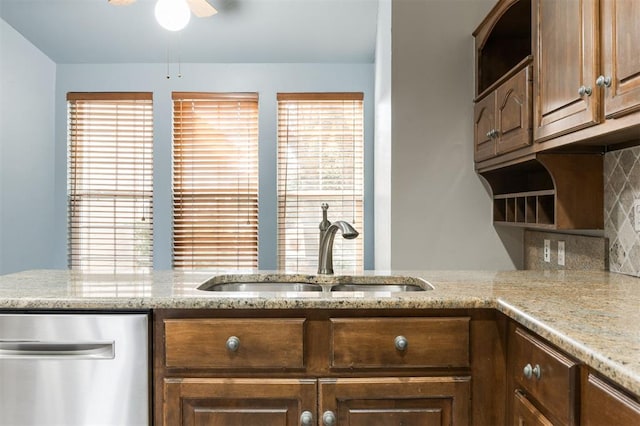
[
  {"x1": 511, "y1": 327, "x2": 578, "y2": 425},
  {"x1": 164, "y1": 318, "x2": 305, "y2": 369},
  {"x1": 330, "y1": 317, "x2": 469, "y2": 369}
]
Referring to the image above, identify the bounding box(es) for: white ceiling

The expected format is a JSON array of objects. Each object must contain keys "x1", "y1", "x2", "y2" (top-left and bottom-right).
[{"x1": 0, "y1": 0, "x2": 379, "y2": 64}]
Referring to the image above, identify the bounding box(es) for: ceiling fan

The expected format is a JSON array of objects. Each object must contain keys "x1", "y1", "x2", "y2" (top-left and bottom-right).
[{"x1": 109, "y1": 0, "x2": 217, "y2": 31}]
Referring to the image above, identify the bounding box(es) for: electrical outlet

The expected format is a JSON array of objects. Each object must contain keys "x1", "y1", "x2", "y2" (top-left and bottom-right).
[
  {"x1": 544, "y1": 239, "x2": 551, "y2": 263},
  {"x1": 558, "y1": 241, "x2": 565, "y2": 266},
  {"x1": 634, "y1": 199, "x2": 640, "y2": 232}
]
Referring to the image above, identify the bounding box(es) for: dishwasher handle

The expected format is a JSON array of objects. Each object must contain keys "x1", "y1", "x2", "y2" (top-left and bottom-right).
[{"x1": 0, "y1": 341, "x2": 115, "y2": 359}]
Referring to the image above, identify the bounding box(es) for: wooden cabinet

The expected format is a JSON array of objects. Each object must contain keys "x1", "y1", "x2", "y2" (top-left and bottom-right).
[
  {"x1": 163, "y1": 378, "x2": 317, "y2": 426},
  {"x1": 581, "y1": 370, "x2": 640, "y2": 426},
  {"x1": 155, "y1": 311, "x2": 475, "y2": 425},
  {"x1": 600, "y1": 0, "x2": 640, "y2": 119},
  {"x1": 319, "y1": 377, "x2": 470, "y2": 426},
  {"x1": 474, "y1": 63, "x2": 533, "y2": 162},
  {"x1": 507, "y1": 325, "x2": 579, "y2": 426},
  {"x1": 533, "y1": 0, "x2": 640, "y2": 145},
  {"x1": 513, "y1": 389, "x2": 553, "y2": 426},
  {"x1": 533, "y1": 0, "x2": 600, "y2": 142}
]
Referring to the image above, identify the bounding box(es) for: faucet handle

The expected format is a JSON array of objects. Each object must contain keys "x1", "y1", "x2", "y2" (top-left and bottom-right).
[{"x1": 319, "y1": 203, "x2": 330, "y2": 231}]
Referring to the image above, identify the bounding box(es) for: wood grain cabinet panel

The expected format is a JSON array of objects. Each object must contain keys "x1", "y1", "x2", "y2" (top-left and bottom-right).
[
  {"x1": 319, "y1": 376, "x2": 471, "y2": 426},
  {"x1": 163, "y1": 377, "x2": 317, "y2": 426},
  {"x1": 533, "y1": 0, "x2": 600, "y2": 142},
  {"x1": 496, "y1": 65, "x2": 532, "y2": 155},
  {"x1": 474, "y1": 92, "x2": 497, "y2": 161},
  {"x1": 330, "y1": 317, "x2": 470, "y2": 369},
  {"x1": 510, "y1": 327, "x2": 579, "y2": 425},
  {"x1": 600, "y1": 0, "x2": 640, "y2": 119},
  {"x1": 581, "y1": 371, "x2": 640, "y2": 426},
  {"x1": 512, "y1": 390, "x2": 554, "y2": 426},
  {"x1": 164, "y1": 318, "x2": 306, "y2": 369}
]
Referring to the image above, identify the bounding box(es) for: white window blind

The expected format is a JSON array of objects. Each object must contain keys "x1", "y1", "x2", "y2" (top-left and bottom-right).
[
  {"x1": 172, "y1": 92, "x2": 259, "y2": 269},
  {"x1": 67, "y1": 92, "x2": 154, "y2": 272},
  {"x1": 277, "y1": 93, "x2": 364, "y2": 272}
]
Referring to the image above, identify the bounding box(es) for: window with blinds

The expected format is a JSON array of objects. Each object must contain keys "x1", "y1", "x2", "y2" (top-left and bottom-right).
[
  {"x1": 277, "y1": 93, "x2": 364, "y2": 272},
  {"x1": 67, "y1": 92, "x2": 154, "y2": 272},
  {"x1": 172, "y1": 92, "x2": 259, "y2": 269}
]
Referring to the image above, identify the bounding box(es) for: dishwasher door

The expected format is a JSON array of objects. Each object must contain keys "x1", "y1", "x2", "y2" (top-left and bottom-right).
[{"x1": 0, "y1": 313, "x2": 149, "y2": 426}]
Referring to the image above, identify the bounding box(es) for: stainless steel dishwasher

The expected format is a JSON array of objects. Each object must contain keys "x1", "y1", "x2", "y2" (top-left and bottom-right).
[{"x1": 0, "y1": 313, "x2": 149, "y2": 426}]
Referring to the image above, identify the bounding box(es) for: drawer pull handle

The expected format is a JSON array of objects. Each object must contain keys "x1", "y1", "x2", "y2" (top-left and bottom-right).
[
  {"x1": 523, "y1": 363, "x2": 542, "y2": 380},
  {"x1": 300, "y1": 410, "x2": 313, "y2": 426},
  {"x1": 226, "y1": 336, "x2": 240, "y2": 352},
  {"x1": 578, "y1": 85, "x2": 593, "y2": 97},
  {"x1": 322, "y1": 410, "x2": 336, "y2": 426},
  {"x1": 596, "y1": 75, "x2": 612, "y2": 88},
  {"x1": 394, "y1": 335, "x2": 408, "y2": 351}
]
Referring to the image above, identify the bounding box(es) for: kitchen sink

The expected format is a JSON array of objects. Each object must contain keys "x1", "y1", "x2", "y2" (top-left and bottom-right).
[
  {"x1": 197, "y1": 282, "x2": 323, "y2": 292},
  {"x1": 330, "y1": 283, "x2": 426, "y2": 292},
  {"x1": 197, "y1": 275, "x2": 433, "y2": 293}
]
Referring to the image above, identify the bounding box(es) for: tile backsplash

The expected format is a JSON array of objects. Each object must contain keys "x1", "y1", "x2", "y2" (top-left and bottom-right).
[{"x1": 604, "y1": 145, "x2": 640, "y2": 277}]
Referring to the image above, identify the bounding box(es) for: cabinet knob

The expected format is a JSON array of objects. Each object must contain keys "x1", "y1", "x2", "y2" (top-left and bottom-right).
[
  {"x1": 523, "y1": 363, "x2": 533, "y2": 379},
  {"x1": 322, "y1": 410, "x2": 337, "y2": 426},
  {"x1": 394, "y1": 335, "x2": 408, "y2": 351},
  {"x1": 596, "y1": 75, "x2": 612, "y2": 88},
  {"x1": 226, "y1": 336, "x2": 240, "y2": 352},
  {"x1": 578, "y1": 85, "x2": 593, "y2": 97},
  {"x1": 491, "y1": 129, "x2": 499, "y2": 138},
  {"x1": 524, "y1": 363, "x2": 542, "y2": 380},
  {"x1": 532, "y1": 364, "x2": 542, "y2": 380},
  {"x1": 486, "y1": 131, "x2": 492, "y2": 139},
  {"x1": 300, "y1": 411, "x2": 313, "y2": 426}
]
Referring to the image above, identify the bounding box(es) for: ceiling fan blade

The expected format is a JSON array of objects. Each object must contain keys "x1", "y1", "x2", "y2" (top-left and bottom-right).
[
  {"x1": 186, "y1": 0, "x2": 218, "y2": 17},
  {"x1": 108, "y1": 0, "x2": 137, "y2": 5}
]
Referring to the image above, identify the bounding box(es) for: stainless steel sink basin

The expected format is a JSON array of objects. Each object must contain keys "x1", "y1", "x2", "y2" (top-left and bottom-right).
[
  {"x1": 197, "y1": 274, "x2": 433, "y2": 293},
  {"x1": 198, "y1": 282, "x2": 323, "y2": 292},
  {"x1": 330, "y1": 283, "x2": 426, "y2": 292}
]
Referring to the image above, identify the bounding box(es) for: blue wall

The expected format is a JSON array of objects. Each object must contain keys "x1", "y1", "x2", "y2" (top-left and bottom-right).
[
  {"x1": 0, "y1": 19, "x2": 56, "y2": 274},
  {"x1": 53, "y1": 63, "x2": 375, "y2": 270}
]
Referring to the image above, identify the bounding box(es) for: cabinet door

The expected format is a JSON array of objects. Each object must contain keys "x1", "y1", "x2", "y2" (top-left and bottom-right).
[
  {"x1": 163, "y1": 378, "x2": 317, "y2": 426},
  {"x1": 496, "y1": 66, "x2": 532, "y2": 155},
  {"x1": 319, "y1": 376, "x2": 471, "y2": 426},
  {"x1": 512, "y1": 390, "x2": 554, "y2": 426},
  {"x1": 601, "y1": 0, "x2": 640, "y2": 118},
  {"x1": 581, "y1": 372, "x2": 640, "y2": 426},
  {"x1": 533, "y1": 0, "x2": 600, "y2": 142},
  {"x1": 474, "y1": 92, "x2": 496, "y2": 161}
]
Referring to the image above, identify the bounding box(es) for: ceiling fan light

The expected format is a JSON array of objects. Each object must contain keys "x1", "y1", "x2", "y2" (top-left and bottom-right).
[{"x1": 155, "y1": 0, "x2": 191, "y2": 32}]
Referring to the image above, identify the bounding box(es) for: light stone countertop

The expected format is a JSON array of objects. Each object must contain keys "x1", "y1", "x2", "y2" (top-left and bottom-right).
[{"x1": 0, "y1": 269, "x2": 638, "y2": 397}]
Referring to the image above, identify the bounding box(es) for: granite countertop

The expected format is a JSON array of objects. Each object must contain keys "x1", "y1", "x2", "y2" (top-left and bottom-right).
[{"x1": 0, "y1": 269, "x2": 638, "y2": 397}]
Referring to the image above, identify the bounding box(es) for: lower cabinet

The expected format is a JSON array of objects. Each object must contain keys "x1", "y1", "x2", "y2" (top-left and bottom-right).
[
  {"x1": 581, "y1": 370, "x2": 640, "y2": 426},
  {"x1": 163, "y1": 376, "x2": 470, "y2": 426},
  {"x1": 320, "y1": 376, "x2": 470, "y2": 426},
  {"x1": 163, "y1": 378, "x2": 317, "y2": 426},
  {"x1": 154, "y1": 311, "x2": 473, "y2": 425},
  {"x1": 507, "y1": 324, "x2": 579, "y2": 426}
]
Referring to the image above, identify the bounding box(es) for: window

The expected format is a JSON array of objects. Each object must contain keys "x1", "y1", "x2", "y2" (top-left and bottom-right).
[
  {"x1": 277, "y1": 93, "x2": 364, "y2": 272},
  {"x1": 67, "y1": 92, "x2": 153, "y2": 272},
  {"x1": 172, "y1": 92, "x2": 259, "y2": 269}
]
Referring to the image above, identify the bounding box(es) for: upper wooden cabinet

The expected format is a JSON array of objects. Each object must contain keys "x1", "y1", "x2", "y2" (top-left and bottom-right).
[
  {"x1": 533, "y1": 0, "x2": 600, "y2": 142},
  {"x1": 533, "y1": 0, "x2": 640, "y2": 145},
  {"x1": 473, "y1": 0, "x2": 533, "y2": 163},
  {"x1": 600, "y1": 0, "x2": 640, "y2": 119}
]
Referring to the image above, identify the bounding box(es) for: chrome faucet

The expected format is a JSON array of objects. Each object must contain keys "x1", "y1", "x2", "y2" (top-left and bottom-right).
[{"x1": 318, "y1": 203, "x2": 359, "y2": 275}]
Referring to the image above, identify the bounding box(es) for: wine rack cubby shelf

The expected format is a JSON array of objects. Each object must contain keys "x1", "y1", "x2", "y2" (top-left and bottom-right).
[{"x1": 480, "y1": 154, "x2": 603, "y2": 230}]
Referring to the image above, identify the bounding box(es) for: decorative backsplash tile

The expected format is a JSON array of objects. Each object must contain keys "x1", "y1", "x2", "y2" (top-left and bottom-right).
[{"x1": 604, "y1": 145, "x2": 640, "y2": 277}]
